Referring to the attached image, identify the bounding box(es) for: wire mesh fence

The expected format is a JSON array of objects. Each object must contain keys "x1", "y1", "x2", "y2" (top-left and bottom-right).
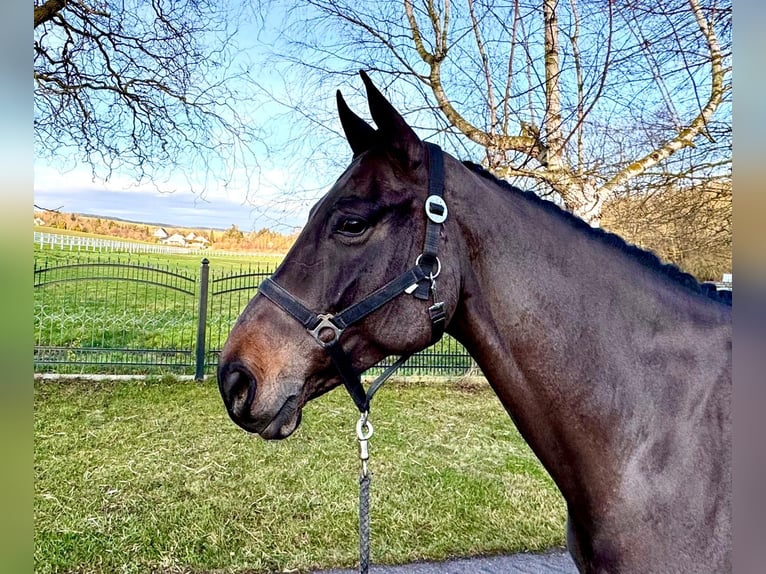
[
  {"x1": 34, "y1": 255, "x2": 475, "y2": 378},
  {"x1": 34, "y1": 258, "x2": 199, "y2": 373}
]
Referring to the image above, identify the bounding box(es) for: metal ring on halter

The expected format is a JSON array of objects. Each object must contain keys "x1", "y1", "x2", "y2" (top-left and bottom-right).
[
  {"x1": 415, "y1": 254, "x2": 441, "y2": 280},
  {"x1": 356, "y1": 414, "x2": 374, "y2": 441}
]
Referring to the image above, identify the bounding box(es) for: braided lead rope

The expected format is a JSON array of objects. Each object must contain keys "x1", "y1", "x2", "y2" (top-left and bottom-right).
[
  {"x1": 356, "y1": 413, "x2": 373, "y2": 574},
  {"x1": 359, "y1": 472, "x2": 371, "y2": 574}
]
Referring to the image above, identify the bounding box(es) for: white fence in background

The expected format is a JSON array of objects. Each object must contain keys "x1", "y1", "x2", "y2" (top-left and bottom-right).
[
  {"x1": 34, "y1": 231, "x2": 190, "y2": 255},
  {"x1": 33, "y1": 231, "x2": 279, "y2": 258}
]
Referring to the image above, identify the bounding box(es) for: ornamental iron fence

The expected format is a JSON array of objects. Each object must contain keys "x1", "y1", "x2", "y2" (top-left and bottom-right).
[{"x1": 34, "y1": 256, "x2": 474, "y2": 378}]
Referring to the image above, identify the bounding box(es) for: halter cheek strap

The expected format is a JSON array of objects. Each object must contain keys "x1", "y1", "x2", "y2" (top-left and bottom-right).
[{"x1": 257, "y1": 142, "x2": 448, "y2": 413}]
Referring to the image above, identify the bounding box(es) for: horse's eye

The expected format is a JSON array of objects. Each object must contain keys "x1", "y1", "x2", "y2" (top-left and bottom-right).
[{"x1": 336, "y1": 217, "x2": 369, "y2": 237}]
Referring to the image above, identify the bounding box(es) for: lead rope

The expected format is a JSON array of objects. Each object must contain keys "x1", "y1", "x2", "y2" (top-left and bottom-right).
[{"x1": 356, "y1": 412, "x2": 373, "y2": 574}]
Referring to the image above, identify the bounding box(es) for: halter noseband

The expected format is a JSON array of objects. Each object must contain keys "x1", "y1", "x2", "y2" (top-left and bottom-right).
[{"x1": 257, "y1": 143, "x2": 448, "y2": 414}]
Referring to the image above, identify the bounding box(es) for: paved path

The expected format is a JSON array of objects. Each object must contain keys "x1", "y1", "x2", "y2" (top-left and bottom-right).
[{"x1": 312, "y1": 550, "x2": 578, "y2": 574}]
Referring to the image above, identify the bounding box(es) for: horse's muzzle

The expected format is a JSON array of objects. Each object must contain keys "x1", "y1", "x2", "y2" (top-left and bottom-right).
[
  {"x1": 218, "y1": 361, "x2": 258, "y2": 423},
  {"x1": 217, "y1": 360, "x2": 303, "y2": 439}
]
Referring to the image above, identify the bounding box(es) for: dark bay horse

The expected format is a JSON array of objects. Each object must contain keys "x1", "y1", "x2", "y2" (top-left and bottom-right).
[{"x1": 217, "y1": 71, "x2": 731, "y2": 573}]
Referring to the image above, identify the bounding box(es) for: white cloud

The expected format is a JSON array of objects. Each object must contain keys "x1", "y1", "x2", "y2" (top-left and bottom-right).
[{"x1": 33, "y1": 141, "x2": 345, "y2": 231}]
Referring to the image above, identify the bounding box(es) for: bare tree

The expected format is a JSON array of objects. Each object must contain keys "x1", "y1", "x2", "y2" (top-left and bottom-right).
[
  {"x1": 34, "y1": 0, "x2": 265, "y2": 195},
  {"x1": 264, "y1": 0, "x2": 731, "y2": 226}
]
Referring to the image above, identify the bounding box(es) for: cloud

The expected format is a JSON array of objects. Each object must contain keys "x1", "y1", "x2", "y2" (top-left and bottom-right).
[
  {"x1": 33, "y1": 164, "x2": 313, "y2": 231},
  {"x1": 33, "y1": 187, "x2": 307, "y2": 231}
]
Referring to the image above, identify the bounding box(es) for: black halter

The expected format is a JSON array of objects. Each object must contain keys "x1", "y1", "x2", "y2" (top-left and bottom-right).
[{"x1": 257, "y1": 143, "x2": 448, "y2": 413}]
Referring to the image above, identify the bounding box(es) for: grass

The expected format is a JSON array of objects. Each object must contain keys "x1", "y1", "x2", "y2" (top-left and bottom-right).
[
  {"x1": 34, "y1": 249, "x2": 475, "y2": 378},
  {"x1": 34, "y1": 244, "x2": 284, "y2": 274},
  {"x1": 34, "y1": 377, "x2": 567, "y2": 573},
  {"x1": 33, "y1": 250, "x2": 279, "y2": 375}
]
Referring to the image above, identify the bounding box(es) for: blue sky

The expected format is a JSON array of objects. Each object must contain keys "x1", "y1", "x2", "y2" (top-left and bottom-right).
[
  {"x1": 32, "y1": 187, "x2": 301, "y2": 232},
  {"x1": 33, "y1": 4, "x2": 325, "y2": 233},
  {"x1": 34, "y1": 2, "x2": 729, "y2": 233},
  {"x1": 33, "y1": 163, "x2": 311, "y2": 232}
]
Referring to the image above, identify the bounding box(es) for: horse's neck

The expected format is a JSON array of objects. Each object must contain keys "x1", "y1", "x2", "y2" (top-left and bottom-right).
[
  {"x1": 450, "y1": 257, "x2": 624, "y2": 515},
  {"x1": 446, "y1": 172, "x2": 728, "y2": 518}
]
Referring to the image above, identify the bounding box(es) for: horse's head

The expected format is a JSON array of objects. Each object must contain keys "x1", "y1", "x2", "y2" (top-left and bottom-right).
[{"x1": 217, "y1": 71, "x2": 461, "y2": 439}]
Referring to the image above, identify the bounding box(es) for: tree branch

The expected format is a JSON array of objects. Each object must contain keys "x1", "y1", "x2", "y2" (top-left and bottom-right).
[
  {"x1": 600, "y1": 0, "x2": 726, "y2": 195},
  {"x1": 34, "y1": 0, "x2": 67, "y2": 29},
  {"x1": 467, "y1": 0, "x2": 497, "y2": 134}
]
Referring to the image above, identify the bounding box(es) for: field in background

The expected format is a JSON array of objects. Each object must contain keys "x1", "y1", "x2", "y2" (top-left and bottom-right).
[
  {"x1": 34, "y1": 233, "x2": 475, "y2": 378},
  {"x1": 34, "y1": 238, "x2": 284, "y2": 272},
  {"x1": 34, "y1": 377, "x2": 566, "y2": 574}
]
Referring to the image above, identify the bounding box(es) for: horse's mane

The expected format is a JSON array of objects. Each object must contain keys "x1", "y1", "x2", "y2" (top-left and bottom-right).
[{"x1": 462, "y1": 161, "x2": 732, "y2": 306}]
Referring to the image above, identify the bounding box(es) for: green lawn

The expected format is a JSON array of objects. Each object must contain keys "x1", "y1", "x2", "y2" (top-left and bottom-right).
[
  {"x1": 34, "y1": 377, "x2": 567, "y2": 573},
  {"x1": 34, "y1": 244, "x2": 284, "y2": 274},
  {"x1": 34, "y1": 249, "x2": 475, "y2": 378}
]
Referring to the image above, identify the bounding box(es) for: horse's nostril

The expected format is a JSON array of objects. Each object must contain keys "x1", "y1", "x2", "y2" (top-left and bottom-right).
[{"x1": 218, "y1": 362, "x2": 257, "y2": 415}]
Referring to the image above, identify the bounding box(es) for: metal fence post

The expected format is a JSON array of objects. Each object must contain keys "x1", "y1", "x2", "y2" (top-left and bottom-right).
[{"x1": 195, "y1": 258, "x2": 210, "y2": 380}]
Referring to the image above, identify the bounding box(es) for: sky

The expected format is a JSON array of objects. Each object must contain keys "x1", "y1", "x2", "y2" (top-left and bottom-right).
[
  {"x1": 32, "y1": 187, "x2": 290, "y2": 232},
  {"x1": 33, "y1": 163, "x2": 312, "y2": 232},
  {"x1": 34, "y1": 2, "x2": 730, "y2": 233},
  {"x1": 32, "y1": 4, "x2": 326, "y2": 233}
]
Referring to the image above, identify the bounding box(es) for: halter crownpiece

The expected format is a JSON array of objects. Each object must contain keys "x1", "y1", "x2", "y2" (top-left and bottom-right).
[{"x1": 257, "y1": 142, "x2": 448, "y2": 413}]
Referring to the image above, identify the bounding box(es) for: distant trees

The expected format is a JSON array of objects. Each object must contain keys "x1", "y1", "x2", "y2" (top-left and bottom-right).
[
  {"x1": 35, "y1": 212, "x2": 299, "y2": 254},
  {"x1": 37, "y1": 211, "x2": 155, "y2": 241},
  {"x1": 223, "y1": 224, "x2": 245, "y2": 241},
  {"x1": 602, "y1": 178, "x2": 731, "y2": 281},
  {"x1": 216, "y1": 225, "x2": 299, "y2": 252}
]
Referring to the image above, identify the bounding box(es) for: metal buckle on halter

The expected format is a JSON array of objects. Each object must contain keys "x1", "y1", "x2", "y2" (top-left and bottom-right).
[
  {"x1": 424, "y1": 195, "x2": 448, "y2": 224},
  {"x1": 308, "y1": 314, "x2": 343, "y2": 348}
]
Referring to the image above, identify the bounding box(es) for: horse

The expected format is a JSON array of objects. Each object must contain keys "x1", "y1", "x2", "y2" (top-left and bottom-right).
[{"x1": 217, "y1": 71, "x2": 731, "y2": 573}]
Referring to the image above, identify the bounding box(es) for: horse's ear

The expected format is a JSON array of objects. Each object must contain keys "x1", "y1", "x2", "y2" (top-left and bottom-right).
[
  {"x1": 359, "y1": 70, "x2": 423, "y2": 165},
  {"x1": 337, "y1": 90, "x2": 378, "y2": 157}
]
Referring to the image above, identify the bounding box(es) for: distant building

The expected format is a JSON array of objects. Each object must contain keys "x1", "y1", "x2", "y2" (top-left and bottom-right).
[
  {"x1": 190, "y1": 235, "x2": 209, "y2": 249},
  {"x1": 34, "y1": 217, "x2": 46, "y2": 226},
  {"x1": 185, "y1": 231, "x2": 197, "y2": 241},
  {"x1": 162, "y1": 233, "x2": 187, "y2": 246},
  {"x1": 153, "y1": 227, "x2": 169, "y2": 240}
]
